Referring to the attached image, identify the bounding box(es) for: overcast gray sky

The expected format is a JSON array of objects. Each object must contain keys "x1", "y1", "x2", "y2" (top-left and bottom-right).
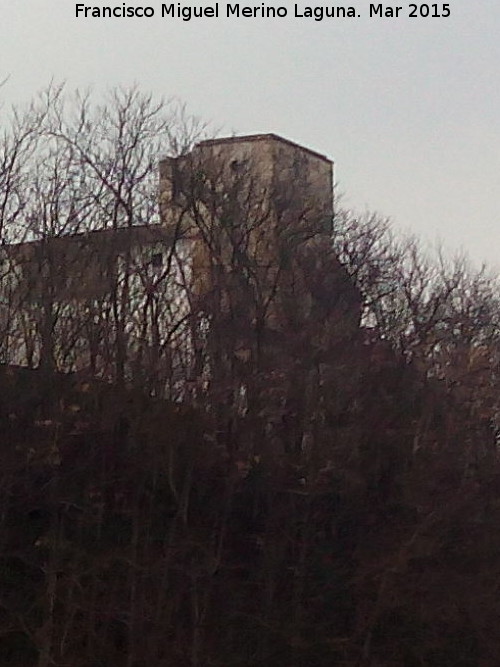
[{"x1": 1, "y1": 0, "x2": 499, "y2": 266}]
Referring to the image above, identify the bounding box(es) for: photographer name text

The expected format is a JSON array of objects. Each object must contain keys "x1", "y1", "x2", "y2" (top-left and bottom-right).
[{"x1": 74, "y1": 3, "x2": 452, "y2": 20}]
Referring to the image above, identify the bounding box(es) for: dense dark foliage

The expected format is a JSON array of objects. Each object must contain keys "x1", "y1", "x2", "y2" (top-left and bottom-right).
[{"x1": 1, "y1": 339, "x2": 499, "y2": 666}]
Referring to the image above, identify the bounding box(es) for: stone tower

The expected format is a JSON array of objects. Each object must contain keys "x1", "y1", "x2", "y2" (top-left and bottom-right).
[{"x1": 159, "y1": 134, "x2": 335, "y2": 305}]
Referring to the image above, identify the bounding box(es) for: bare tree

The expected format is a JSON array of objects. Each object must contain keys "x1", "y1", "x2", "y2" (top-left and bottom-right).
[{"x1": 1, "y1": 86, "x2": 205, "y2": 396}]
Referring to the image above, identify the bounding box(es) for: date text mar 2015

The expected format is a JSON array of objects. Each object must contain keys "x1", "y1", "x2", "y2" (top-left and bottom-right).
[{"x1": 74, "y1": 3, "x2": 452, "y2": 20}]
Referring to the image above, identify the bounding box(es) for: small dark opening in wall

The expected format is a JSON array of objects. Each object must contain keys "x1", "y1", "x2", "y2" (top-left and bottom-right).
[
  {"x1": 230, "y1": 159, "x2": 248, "y2": 173},
  {"x1": 171, "y1": 159, "x2": 181, "y2": 200},
  {"x1": 151, "y1": 253, "x2": 163, "y2": 269}
]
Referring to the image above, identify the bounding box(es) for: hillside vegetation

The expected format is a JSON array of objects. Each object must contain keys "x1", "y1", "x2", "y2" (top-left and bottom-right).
[{"x1": 1, "y1": 87, "x2": 500, "y2": 666}]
